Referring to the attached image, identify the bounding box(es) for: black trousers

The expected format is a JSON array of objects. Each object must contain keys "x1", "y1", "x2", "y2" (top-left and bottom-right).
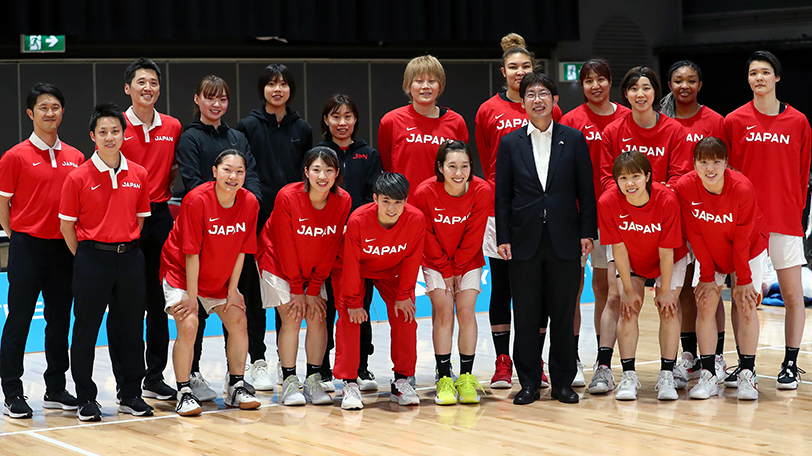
[
  {"x1": 71, "y1": 243, "x2": 146, "y2": 402},
  {"x1": 323, "y1": 277, "x2": 374, "y2": 371},
  {"x1": 140, "y1": 208, "x2": 173, "y2": 383},
  {"x1": 509, "y1": 227, "x2": 579, "y2": 389},
  {"x1": 217, "y1": 255, "x2": 266, "y2": 365},
  {"x1": 0, "y1": 233, "x2": 73, "y2": 397}
]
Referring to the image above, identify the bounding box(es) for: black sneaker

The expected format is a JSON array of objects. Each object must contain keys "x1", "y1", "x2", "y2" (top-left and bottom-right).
[
  {"x1": 724, "y1": 364, "x2": 758, "y2": 388},
  {"x1": 3, "y1": 395, "x2": 33, "y2": 419},
  {"x1": 77, "y1": 400, "x2": 102, "y2": 422},
  {"x1": 776, "y1": 361, "x2": 805, "y2": 390},
  {"x1": 142, "y1": 380, "x2": 177, "y2": 400},
  {"x1": 43, "y1": 390, "x2": 79, "y2": 411},
  {"x1": 118, "y1": 396, "x2": 154, "y2": 416}
]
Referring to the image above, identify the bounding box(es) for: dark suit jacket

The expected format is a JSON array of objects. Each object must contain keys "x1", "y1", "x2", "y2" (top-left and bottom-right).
[{"x1": 495, "y1": 121, "x2": 598, "y2": 261}]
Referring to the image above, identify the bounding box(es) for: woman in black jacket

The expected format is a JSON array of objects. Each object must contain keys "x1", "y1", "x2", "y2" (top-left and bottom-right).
[
  {"x1": 175, "y1": 75, "x2": 263, "y2": 401},
  {"x1": 317, "y1": 94, "x2": 383, "y2": 392}
]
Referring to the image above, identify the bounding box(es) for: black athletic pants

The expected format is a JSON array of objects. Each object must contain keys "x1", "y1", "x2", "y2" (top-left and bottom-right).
[{"x1": 140, "y1": 206, "x2": 173, "y2": 384}]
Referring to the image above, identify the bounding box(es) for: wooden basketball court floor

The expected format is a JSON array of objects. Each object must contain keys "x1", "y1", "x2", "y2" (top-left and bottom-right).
[{"x1": 2, "y1": 294, "x2": 812, "y2": 455}]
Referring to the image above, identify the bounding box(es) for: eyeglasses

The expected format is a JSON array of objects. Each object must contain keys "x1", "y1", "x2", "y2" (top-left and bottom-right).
[{"x1": 524, "y1": 90, "x2": 552, "y2": 101}]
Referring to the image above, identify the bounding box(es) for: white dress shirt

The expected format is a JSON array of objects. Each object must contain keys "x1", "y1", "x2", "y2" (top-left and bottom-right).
[{"x1": 527, "y1": 121, "x2": 553, "y2": 190}]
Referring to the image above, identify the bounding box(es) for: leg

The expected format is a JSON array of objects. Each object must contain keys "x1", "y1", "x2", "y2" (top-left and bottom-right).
[
  {"x1": 332, "y1": 270, "x2": 363, "y2": 381},
  {"x1": 456, "y1": 290, "x2": 479, "y2": 357},
  {"x1": 488, "y1": 257, "x2": 512, "y2": 353},
  {"x1": 600, "y1": 263, "x2": 621, "y2": 351},
  {"x1": 303, "y1": 312, "x2": 328, "y2": 366},
  {"x1": 657, "y1": 286, "x2": 683, "y2": 360},
  {"x1": 277, "y1": 303, "x2": 304, "y2": 370},
  {"x1": 616, "y1": 277, "x2": 646, "y2": 361},
  {"x1": 696, "y1": 285, "x2": 720, "y2": 358},
  {"x1": 592, "y1": 267, "x2": 609, "y2": 341},
  {"x1": 776, "y1": 266, "x2": 805, "y2": 348},
  {"x1": 238, "y1": 255, "x2": 266, "y2": 362},
  {"x1": 358, "y1": 279, "x2": 375, "y2": 370},
  {"x1": 172, "y1": 308, "x2": 199, "y2": 384},
  {"x1": 380, "y1": 283, "x2": 418, "y2": 378},
  {"x1": 428, "y1": 289, "x2": 455, "y2": 358},
  {"x1": 574, "y1": 265, "x2": 584, "y2": 336},
  {"x1": 216, "y1": 304, "x2": 249, "y2": 376},
  {"x1": 142, "y1": 211, "x2": 173, "y2": 384},
  {"x1": 41, "y1": 240, "x2": 75, "y2": 395},
  {"x1": 509, "y1": 254, "x2": 545, "y2": 389},
  {"x1": 191, "y1": 303, "x2": 208, "y2": 374},
  {"x1": 110, "y1": 249, "x2": 147, "y2": 400},
  {"x1": 322, "y1": 276, "x2": 337, "y2": 371}
]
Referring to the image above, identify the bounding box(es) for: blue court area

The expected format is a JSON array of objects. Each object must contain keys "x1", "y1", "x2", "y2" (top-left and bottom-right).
[{"x1": 0, "y1": 260, "x2": 595, "y2": 353}]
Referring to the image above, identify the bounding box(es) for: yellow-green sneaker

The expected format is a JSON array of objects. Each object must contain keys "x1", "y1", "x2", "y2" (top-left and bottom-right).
[
  {"x1": 435, "y1": 376, "x2": 457, "y2": 405},
  {"x1": 456, "y1": 373, "x2": 484, "y2": 404}
]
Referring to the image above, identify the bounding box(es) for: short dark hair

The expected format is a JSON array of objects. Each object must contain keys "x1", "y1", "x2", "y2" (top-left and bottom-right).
[
  {"x1": 27, "y1": 83, "x2": 65, "y2": 111},
  {"x1": 693, "y1": 136, "x2": 728, "y2": 162},
  {"x1": 667, "y1": 60, "x2": 702, "y2": 83},
  {"x1": 303, "y1": 146, "x2": 343, "y2": 194},
  {"x1": 748, "y1": 50, "x2": 782, "y2": 77},
  {"x1": 373, "y1": 172, "x2": 409, "y2": 201},
  {"x1": 612, "y1": 150, "x2": 652, "y2": 194},
  {"x1": 124, "y1": 57, "x2": 161, "y2": 85},
  {"x1": 321, "y1": 94, "x2": 359, "y2": 140},
  {"x1": 435, "y1": 140, "x2": 474, "y2": 183},
  {"x1": 578, "y1": 59, "x2": 613, "y2": 103},
  {"x1": 619, "y1": 66, "x2": 661, "y2": 109},
  {"x1": 519, "y1": 72, "x2": 558, "y2": 99},
  {"x1": 213, "y1": 148, "x2": 247, "y2": 168},
  {"x1": 257, "y1": 64, "x2": 296, "y2": 105},
  {"x1": 89, "y1": 102, "x2": 126, "y2": 133}
]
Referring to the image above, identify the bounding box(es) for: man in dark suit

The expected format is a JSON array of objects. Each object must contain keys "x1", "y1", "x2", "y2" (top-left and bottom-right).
[{"x1": 495, "y1": 72, "x2": 597, "y2": 404}]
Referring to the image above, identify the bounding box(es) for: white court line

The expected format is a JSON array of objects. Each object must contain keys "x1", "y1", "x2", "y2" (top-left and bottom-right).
[{"x1": 23, "y1": 431, "x2": 102, "y2": 456}]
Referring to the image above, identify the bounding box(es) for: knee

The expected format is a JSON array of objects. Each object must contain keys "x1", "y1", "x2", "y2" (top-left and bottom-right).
[{"x1": 176, "y1": 316, "x2": 198, "y2": 340}]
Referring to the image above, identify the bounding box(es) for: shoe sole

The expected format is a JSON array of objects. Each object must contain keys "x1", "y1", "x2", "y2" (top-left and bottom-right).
[
  {"x1": 3, "y1": 405, "x2": 33, "y2": 419},
  {"x1": 615, "y1": 393, "x2": 637, "y2": 401},
  {"x1": 390, "y1": 394, "x2": 420, "y2": 406},
  {"x1": 78, "y1": 413, "x2": 101, "y2": 421},
  {"x1": 434, "y1": 396, "x2": 458, "y2": 405},
  {"x1": 358, "y1": 381, "x2": 378, "y2": 392},
  {"x1": 571, "y1": 379, "x2": 586, "y2": 387},
  {"x1": 341, "y1": 401, "x2": 363, "y2": 410},
  {"x1": 226, "y1": 400, "x2": 261, "y2": 410},
  {"x1": 540, "y1": 380, "x2": 549, "y2": 389},
  {"x1": 118, "y1": 405, "x2": 154, "y2": 416},
  {"x1": 281, "y1": 397, "x2": 306, "y2": 406},
  {"x1": 176, "y1": 406, "x2": 203, "y2": 416},
  {"x1": 737, "y1": 392, "x2": 759, "y2": 400},
  {"x1": 304, "y1": 393, "x2": 334, "y2": 406},
  {"x1": 588, "y1": 384, "x2": 612, "y2": 394},
  {"x1": 142, "y1": 390, "x2": 174, "y2": 401},
  {"x1": 490, "y1": 380, "x2": 512, "y2": 389},
  {"x1": 776, "y1": 381, "x2": 799, "y2": 390},
  {"x1": 657, "y1": 393, "x2": 678, "y2": 401},
  {"x1": 43, "y1": 401, "x2": 78, "y2": 411},
  {"x1": 689, "y1": 387, "x2": 718, "y2": 400},
  {"x1": 458, "y1": 396, "x2": 480, "y2": 404}
]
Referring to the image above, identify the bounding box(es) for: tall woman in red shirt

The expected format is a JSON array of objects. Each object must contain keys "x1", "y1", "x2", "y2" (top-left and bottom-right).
[
  {"x1": 560, "y1": 59, "x2": 630, "y2": 385},
  {"x1": 660, "y1": 60, "x2": 728, "y2": 383},
  {"x1": 257, "y1": 147, "x2": 351, "y2": 406},
  {"x1": 160, "y1": 149, "x2": 261, "y2": 416},
  {"x1": 414, "y1": 140, "x2": 492, "y2": 405},
  {"x1": 675, "y1": 137, "x2": 767, "y2": 400},
  {"x1": 725, "y1": 50, "x2": 811, "y2": 390},
  {"x1": 474, "y1": 32, "x2": 558, "y2": 389}
]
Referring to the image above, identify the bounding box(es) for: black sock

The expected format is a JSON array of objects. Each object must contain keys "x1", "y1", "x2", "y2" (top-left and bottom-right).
[
  {"x1": 598, "y1": 347, "x2": 613, "y2": 367},
  {"x1": 784, "y1": 347, "x2": 800, "y2": 365},
  {"x1": 736, "y1": 345, "x2": 741, "y2": 363},
  {"x1": 740, "y1": 354, "x2": 756, "y2": 371},
  {"x1": 492, "y1": 331, "x2": 511, "y2": 357},
  {"x1": 306, "y1": 363, "x2": 321, "y2": 378},
  {"x1": 660, "y1": 358, "x2": 675, "y2": 372},
  {"x1": 460, "y1": 353, "x2": 475, "y2": 375},
  {"x1": 574, "y1": 335, "x2": 580, "y2": 361},
  {"x1": 539, "y1": 331, "x2": 547, "y2": 355},
  {"x1": 229, "y1": 374, "x2": 244, "y2": 386},
  {"x1": 435, "y1": 353, "x2": 452, "y2": 378},
  {"x1": 282, "y1": 366, "x2": 296, "y2": 380},
  {"x1": 177, "y1": 380, "x2": 191, "y2": 391},
  {"x1": 621, "y1": 358, "x2": 635, "y2": 372},
  {"x1": 596, "y1": 334, "x2": 601, "y2": 351},
  {"x1": 680, "y1": 332, "x2": 697, "y2": 358},
  {"x1": 394, "y1": 372, "x2": 408, "y2": 380},
  {"x1": 700, "y1": 354, "x2": 715, "y2": 373},
  {"x1": 716, "y1": 331, "x2": 725, "y2": 355}
]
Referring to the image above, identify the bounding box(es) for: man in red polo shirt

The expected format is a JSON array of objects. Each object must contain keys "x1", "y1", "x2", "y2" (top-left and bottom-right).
[
  {"x1": 0, "y1": 83, "x2": 84, "y2": 418},
  {"x1": 59, "y1": 103, "x2": 153, "y2": 422},
  {"x1": 120, "y1": 58, "x2": 182, "y2": 401}
]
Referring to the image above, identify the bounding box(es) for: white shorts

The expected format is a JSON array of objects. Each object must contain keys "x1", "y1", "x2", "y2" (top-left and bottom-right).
[
  {"x1": 582, "y1": 235, "x2": 609, "y2": 269},
  {"x1": 768, "y1": 233, "x2": 805, "y2": 270},
  {"x1": 692, "y1": 249, "x2": 768, "y2": 294},
  {"x1": 259, "y1": 270, "x2": 328, "y2": 309},
  {"x1": 483, "y1": 216, "x2": 500, "y2": 259},
  {"x1": 163, "y1": 279, "x2": 225, "y2": 315},
  {"x1": 423, "y1": 267, "x2": 483, "y2": 293},
  {"x1": 611, "y1": 252, "x2": 688, "y2": 291}
]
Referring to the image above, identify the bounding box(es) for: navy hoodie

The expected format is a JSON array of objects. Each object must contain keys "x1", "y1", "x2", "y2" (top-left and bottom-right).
[{"x1": 317, "y1": 139, "x2": 382, "y2": 213}]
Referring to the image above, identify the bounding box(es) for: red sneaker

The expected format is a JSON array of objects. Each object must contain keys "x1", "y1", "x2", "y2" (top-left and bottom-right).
[
  {"x1": 490, "y1": 354, "x2": 513, "y2": 389},
  {"x1": 541, "y1": 358, "x2": 549, "y2": 388}
]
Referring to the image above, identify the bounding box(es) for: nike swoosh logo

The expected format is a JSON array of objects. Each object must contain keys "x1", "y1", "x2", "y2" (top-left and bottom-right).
[
  {"x1": 364, "y1": 238, "x2": 376, "y2": 242},
  {"x1": 91, "y1": 184, "x2": 101, "y2": 190},
  {"x1": 406, "y1": 127, "x2": 417, "y2": 131},
  {"x1": 622, "y1": 137, "x2": 633, "y2": 142},
  {"x1": 584, "y1": 125, "x2": 595, "y2": 129},
  {"x1": 209, "y1": 217, "x2": 220, "y2": 222},
  {"x1": 619, "y1": 214, "x2": 630, "y2": 218},
  {"x1": 299, "y1": 217, "x2": 308, "y2": 222},
  {"x1": 32, "y1": 162, "x2": 42, "y2": 166},
  {"x1": 124, "y1": 136, "x2": 134, "y2": 141},
  {"x1": 746, "y1": 126, "x2": 756, "y2": 130},
  {"x1": 691, "y1": 201, "x2": 703, "y2": 206},
  {"x1": 434, "y1": 207, "x2": 445, "y2": 211},
  {"x1": 495, "y1": 113, "x2": 505, "y2": 119}
]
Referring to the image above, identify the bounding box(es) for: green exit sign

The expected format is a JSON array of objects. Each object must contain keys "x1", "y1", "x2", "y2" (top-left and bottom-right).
[
  {"x1": 559, "y1": 62, "x2": 584, "y2": 82},
  {"x1": 21, "y1": 35, "x2": 66, "y2": 53}
]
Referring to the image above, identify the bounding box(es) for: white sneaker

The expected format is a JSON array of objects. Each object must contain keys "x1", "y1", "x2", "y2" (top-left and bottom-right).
[
  {"x1": 390, "y1": 378, "x2": 420, "y2": 405},
  {"x1": 588, "y1": 364, "x2": 615, "y2": 394},
  {"x1": 250, "y1": 360, "x2": 275, "y2": 391},
  {"x1": 319, "y1": 371, "x2": 336, "y2": 392},
  {"x1": 280, "y1": 375, "x2": 306, "y2": 406},
  {"x1": 672, "y1": 366, "x2": 688, "y2": 390},
  {"x1": 674, "y1": 352, "x2": 701, "y2": 382},
  {"x1": 189, "y1": 372, "x2": 217, "y2": 402},
  {"x1": 689, "y1": 369, "x2": 719, "y2": 400},
  {"x1": 224, "y1": 381, "x2": 261, "y2": 409},
  {"x1": 175, "y1": 387, "x2": 202, "y2": 416},
  {"x1": 341, "y1": 381, "x2": 364, "y2": 410},
  {"x1": 655, "y1": 370, "x2": 678, "y2": 401},
  {"x1": 714, "y1": 354, "x2": 727, "y2": 382},
  {"x1": 572, "y1": 361, "x2": 586, "y2": 387},
  {"x1": 303, "y1": 373, "x2": 333, "y2": 405},
  {"x1": 357, "y1": 369, "x2": 379, "y2": 392},
  {"x1": 738, "y1": 369, "x2": 759, "y2": 400},
  {"x1": 615, "y1": 371, "x2": 640, "y2": 401},
  {"x1": 277, "y1": 361, "x2": 284, "y2": 386}
]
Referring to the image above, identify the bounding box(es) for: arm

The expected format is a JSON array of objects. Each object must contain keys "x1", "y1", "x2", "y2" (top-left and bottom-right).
[
  {"x1": 666, "y1": 131, "x2": 691, "y2": 188},
  {"x1": 175, "y1": 133, "x2": 206, "y2": 194},
  {"x1": 377, "y1": 116, "x2": 393, "y2": 172},
  {"x1": 271, "y1": 193, "x2": 306, "y2": 294},
  {"x1": 60, "y1": 219, "x2": 78, "y2": 255},
  {"x1": 451, "y1": 185, "x2": 492, "y2": 275},
  {"x1": 599, "y1": 129, "x2": 617, "y2": 194},
  {"x1": 341, "y1": 219, "x2": 365, "y2": 309},
  {"x1": 574, "y1": 131, "x2": 598, "y2": 240},
  {"x1": 613, "y1": 242, "x2": 643, "y2": 319},
  {"x1": 394, "y1": 220, "x2": 426, "y2": 324},
  {"x1": 173, "y1": 253, "x2": 201, "y2": 320},
  {"x1": 414, "y1": 190, "x2": 454, "y2": 278},
  {"x1": 654, "y1": 247, "x2": 677, "y2": 320},
  {"x1": 0, "y1": 195, "x2": 11, "y2": 238}
]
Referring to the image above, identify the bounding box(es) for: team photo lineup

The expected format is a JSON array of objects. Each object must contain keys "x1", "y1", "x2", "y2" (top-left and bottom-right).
[{"x1": 1, "y1": 31, "x2": 810, "y2": 423}]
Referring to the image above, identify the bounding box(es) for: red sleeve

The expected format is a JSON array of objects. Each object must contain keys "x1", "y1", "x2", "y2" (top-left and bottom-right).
[
  {"x1": 396, "y1": 215, "x2": 426, "y2": 301},
  {"x1": 58, "y1": 174, "x2": 80, "y2": 220},
  {"x1": 0, "y1": 151, "x2": 20, "y2": 196},
  {"x1": 306, "y1": 196, "x2": 351, "y2": 296},
  {"x1": 241, "y1": 194, "x2": 259, "y2": 255},
  {"x1": 271, "y1": 192, "x2": 305, "y2": 294},
  {"x1": 597, "y1": 196, "x2": 621, "y2": 245},
  {"x1": 798, "y1": 120, "x2": 812, "y2": 215},
  {"x1": 341, "y1": 217, "x2": 364, "y2": 309},
  {"x1": 474, "y1": 107, "x2": 492, "y2": 183},
  {"x1": 666, "y1": 128, "x2": 692, "y2": 188},
  {"x1": 414, "y1": 187, "x2": 453, "y2": 277},
  {"x1": 658, "y1": 193, "x2": 683, "y2": 249},
  {"x1": 458, "y1": 116, "x2": 470, "y2": 144},
  {"x1": 452, "y1": 185, "x2": 492, "y2": 275},
  {"x1": 179, "y1": 196, "x2": 205, "y2": 255},
  {"x1": 731, "y1": 184, "x2": 758, "y2": 285},
  {"x1": 600, "y1": 127, "x2": 618, "y2": 194},
  {"x1": 378, "y1": 115, "x2": 393, "y2": 172},
  {"x1": 137, "y1": 169, "x2": 151, "y2": 216}
]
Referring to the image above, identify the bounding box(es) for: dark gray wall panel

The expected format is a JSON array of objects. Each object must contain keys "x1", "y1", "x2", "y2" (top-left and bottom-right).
[
  {"x1": 166, "y1": 63, "x2": 238, "y2": 128},
  {"x1": 236, "y1": 62, "x2": 306, "y2": 124},
  {"x1": 0, "y1": 64, "x2": 20, "y2": 154},
  {"x1": 305, "y1": 63, "x2": 371, "y2": 145}
]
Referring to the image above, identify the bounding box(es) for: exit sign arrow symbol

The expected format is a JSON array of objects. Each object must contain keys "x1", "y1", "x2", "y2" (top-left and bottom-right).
[{"x1": 46, "y1": 35, "x2": 59, "y2": 47}]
